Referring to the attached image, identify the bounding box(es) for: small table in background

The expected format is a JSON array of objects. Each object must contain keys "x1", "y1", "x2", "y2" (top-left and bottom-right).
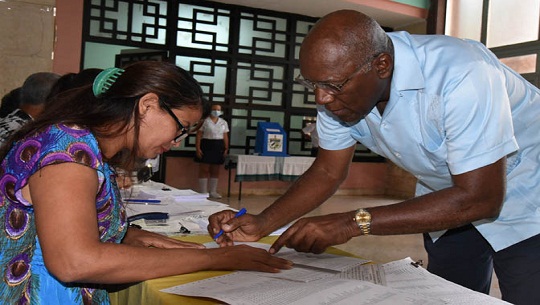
[{"x1": 225, "y1": 154, "x2": 315, "y2": 200}]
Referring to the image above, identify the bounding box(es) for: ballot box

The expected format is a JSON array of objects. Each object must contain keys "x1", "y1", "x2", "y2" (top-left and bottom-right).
[{"x1": 254, "y1": 122, "x2": 288, "y2": 156}]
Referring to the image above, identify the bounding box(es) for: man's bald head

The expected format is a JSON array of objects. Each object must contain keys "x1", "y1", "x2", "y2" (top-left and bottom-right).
[{"x1": 300, "y1": 10, "x2": 392, "y2": 68}]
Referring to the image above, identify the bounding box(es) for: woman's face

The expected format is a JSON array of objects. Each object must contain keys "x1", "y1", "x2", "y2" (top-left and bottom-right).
[{"x1": 137, "y1": 93, "x2": 202, "y2": 159}]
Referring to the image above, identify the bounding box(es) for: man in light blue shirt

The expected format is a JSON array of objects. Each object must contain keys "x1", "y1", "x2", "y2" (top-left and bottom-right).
[{"x1": 209, "y1": 10, "x2": 540, "y2": 304}]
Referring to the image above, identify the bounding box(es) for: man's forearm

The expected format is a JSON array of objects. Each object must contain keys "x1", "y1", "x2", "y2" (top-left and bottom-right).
[{"x1": 258, "y1": 165, "x2": 344, "y2": 235}]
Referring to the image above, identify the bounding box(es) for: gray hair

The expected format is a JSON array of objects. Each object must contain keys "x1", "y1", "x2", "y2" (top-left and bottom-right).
[{"x1": 20, "y1": 72, "x2": 61, "y2": 106}]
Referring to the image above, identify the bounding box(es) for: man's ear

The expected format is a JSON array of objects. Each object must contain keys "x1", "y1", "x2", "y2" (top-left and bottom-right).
[
  {"x1": 138, "y1": 93, "x2": 160, "y2": 116},
  {"x1": 374, "y1": 53, "x2": 393, "y2": 79}
]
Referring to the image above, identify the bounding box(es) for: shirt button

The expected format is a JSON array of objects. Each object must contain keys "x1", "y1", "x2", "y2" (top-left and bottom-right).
[{"x1": 394, "y1": 152, "x2": 401, "y2": 158}]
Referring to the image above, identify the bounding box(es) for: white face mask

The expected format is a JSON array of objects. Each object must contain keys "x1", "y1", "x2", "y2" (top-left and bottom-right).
[{"x1": 210, "y1": 110, "x2": 222, "y2": 117}]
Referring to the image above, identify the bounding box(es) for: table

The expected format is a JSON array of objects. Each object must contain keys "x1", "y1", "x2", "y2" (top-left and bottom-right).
[
  {"x1": 108, "y1": 234, "x2": 509, "y2": 305},
  {"x1": 108, "y1": 235, "x2": 355, "y2": 305},
  {"x1": 112, "y1": 183, "x2": 509, "y2": 305},
  {"x1": 225, "y1": 155, "x2": 315, "y2": 200}
]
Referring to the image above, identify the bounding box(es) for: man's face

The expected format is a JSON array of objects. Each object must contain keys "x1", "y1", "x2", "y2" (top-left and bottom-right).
[{"x1": 299, "y1": 55, "x2": 386, "y2": 123}]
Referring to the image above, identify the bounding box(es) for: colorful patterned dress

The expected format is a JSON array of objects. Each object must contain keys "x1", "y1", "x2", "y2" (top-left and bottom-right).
[{"x1": 0, "y1": 124, "x2": 127, "y2": 304}]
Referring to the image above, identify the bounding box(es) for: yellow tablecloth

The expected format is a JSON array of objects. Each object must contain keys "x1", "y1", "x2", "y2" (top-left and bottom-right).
[{"x1": 109, "y1": 235, "x2": 356, "y2": 305}]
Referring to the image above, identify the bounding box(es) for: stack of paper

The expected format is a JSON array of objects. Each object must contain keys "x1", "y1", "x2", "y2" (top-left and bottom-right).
[
  {"x1": 123, "y1": 181, "x2": 229, "y2": 235},
  {"x1": 161, "y1": 243, "x2": 512, "y2": 305}
]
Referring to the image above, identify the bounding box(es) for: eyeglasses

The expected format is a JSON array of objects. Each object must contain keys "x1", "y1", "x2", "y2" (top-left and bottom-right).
[
  {"x1": 295, "y1": 55, "x2": 376, "y2": 95},
  {"x1": 160, "y1": 102, "x2": 196, "y2": 143}
]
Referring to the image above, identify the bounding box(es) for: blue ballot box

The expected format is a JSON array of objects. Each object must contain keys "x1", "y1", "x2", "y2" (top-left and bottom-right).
[{"x1": 255, "y1": 122, "x2": 288, "y2": 156}]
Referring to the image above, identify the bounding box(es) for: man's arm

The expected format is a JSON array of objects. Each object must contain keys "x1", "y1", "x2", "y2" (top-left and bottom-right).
[
  {"x1": 258, "y1": 145, "x2": 356, "y2": 236},
  {"x1": 270, "y1": 157, "x2": 506, "y2": 254},
  {"x1": 207, "y1": 145, "x2": 356, "y2": 243},
  {"x1": 371, "y1": 157, "x2": 506, "y2": 235}
]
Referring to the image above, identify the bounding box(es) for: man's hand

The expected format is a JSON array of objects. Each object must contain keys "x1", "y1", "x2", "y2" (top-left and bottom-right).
[
  {"x1": 207, "y1": 210, "x2": 268, "y2": 246},
  {"x1": 270, "y1": 212, "x2": 358, "y2": 254}
]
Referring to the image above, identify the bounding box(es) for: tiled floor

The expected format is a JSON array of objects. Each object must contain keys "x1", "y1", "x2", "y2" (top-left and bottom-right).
[{"x1": 215, "y1": 194, "x2": 502, "y2": 299}]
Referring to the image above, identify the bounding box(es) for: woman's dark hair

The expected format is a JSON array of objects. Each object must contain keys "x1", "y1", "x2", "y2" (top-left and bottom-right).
[
  {"x1": 0, "y1": 87, "x2": 21, "y2": 118},
  {"x1": 0, "y1": 61, "x2": 204, "y2": 170}
]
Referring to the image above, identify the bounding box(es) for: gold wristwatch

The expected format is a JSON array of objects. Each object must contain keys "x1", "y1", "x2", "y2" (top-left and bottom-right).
[{"x1": 354, "y1": 208, "x2": 372, "y2": 235}]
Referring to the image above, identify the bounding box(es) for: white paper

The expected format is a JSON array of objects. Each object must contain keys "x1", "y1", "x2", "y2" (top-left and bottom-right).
[
  {"x1": 201, "y1": 242, "x2": 370, "y2": 283},
  {"x1": 122, "y1": 181, "x2": 235, "y2": 236},
  {"x1": 161, "y1": 254, "x2": 510, "y2": 305},
  {"x1": 161, "y1": 271, "x2": 443, "y2": 305},
  {"x1": 382, "y1": 258, "x2": 512, "y2": 305},
  {"x1": 276, "y1": 248, "x2": 370, "y2": 272},
  {"x1": 338, "y1": 263, "x2": 386, "y2": 285}
]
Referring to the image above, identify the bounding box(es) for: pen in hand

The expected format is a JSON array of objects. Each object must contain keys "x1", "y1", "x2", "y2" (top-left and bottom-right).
[{"x1": 213, "y1": 208, "x2": 247, "y2": 240}]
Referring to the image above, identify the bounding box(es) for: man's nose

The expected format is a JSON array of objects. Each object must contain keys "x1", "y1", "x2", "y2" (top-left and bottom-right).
[{"x1": 314, "y1": 88, "x2": 335, "y2": 105}]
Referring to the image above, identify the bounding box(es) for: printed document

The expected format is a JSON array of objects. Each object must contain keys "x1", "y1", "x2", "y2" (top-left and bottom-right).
[{"x1": 161, "y1": 244, "x2": 511, "y2": 305}]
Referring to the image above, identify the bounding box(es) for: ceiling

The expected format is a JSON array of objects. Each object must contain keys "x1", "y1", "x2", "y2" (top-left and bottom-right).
[{"x1": 209, "y1": 0, "x2": 429, "y2": 29}]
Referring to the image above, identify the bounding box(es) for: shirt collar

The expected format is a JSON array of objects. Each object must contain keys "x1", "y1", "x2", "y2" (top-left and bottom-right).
[{"x1": 388, "y1": 32, "x2": 425, "y2": 92}]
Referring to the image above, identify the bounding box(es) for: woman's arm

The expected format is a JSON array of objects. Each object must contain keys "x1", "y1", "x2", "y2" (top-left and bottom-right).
[
  {"x1": 195, "y1": 130, "x2": 203, "y2": 158},
  {"x1": 28, "y1": 163, "x2": 291, "y2": 284},
  {"x1": 223, "y1": 131, "x2": 229, "y2": 156}
]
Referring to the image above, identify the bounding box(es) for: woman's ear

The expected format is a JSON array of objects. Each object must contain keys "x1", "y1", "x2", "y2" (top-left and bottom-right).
[
  {"x1": 374, "y1": 53, "x2": 393, "y2": 79},
  {"x1": 138, "y1": 93, "x2": 160, "y2": 116}
]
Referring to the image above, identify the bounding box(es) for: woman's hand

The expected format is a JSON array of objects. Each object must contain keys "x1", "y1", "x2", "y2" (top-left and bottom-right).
[
  {"x1": 122, "y1": 227, "x2": 205, "y2": 249},
  {"x1": 208, "y1": 245, "x2": 292, "y2": 273}
]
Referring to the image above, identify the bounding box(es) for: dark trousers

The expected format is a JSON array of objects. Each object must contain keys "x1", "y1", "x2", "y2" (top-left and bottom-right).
[{"x1": 424, "y1": 224, "x2": 540, "y2": 305}]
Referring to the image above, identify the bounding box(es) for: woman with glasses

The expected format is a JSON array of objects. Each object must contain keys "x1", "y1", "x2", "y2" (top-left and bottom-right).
[{"x1": 0, "y1": 61, "x2": 291, "y2": 305}]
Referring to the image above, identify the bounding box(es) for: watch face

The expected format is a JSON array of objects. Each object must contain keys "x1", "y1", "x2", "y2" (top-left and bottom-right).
[
  {"x1": 355, "y1": 209, "x2": 371, "y2": 235},
  {"x1": 355, "y1": 210, "x2": 371, "y2": 224}
]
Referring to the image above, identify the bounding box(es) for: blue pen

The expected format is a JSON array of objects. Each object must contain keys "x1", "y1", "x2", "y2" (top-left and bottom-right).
[
  {"x1": 124, "y1": 199, "x2": 161, "y2": 204},
  {"x1": 213, "y1": 208, "x2": 247, "y2": 240}
]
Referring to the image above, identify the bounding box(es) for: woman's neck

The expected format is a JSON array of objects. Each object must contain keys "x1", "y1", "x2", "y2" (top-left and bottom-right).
[{"x1": 97, "y1": 134, "x2": 128, "y2": 160}]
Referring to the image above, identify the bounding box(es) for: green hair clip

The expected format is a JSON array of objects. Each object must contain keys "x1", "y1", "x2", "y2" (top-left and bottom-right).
[{"x1": 92, "y1": 67, "x2": 125, "y2": 97}]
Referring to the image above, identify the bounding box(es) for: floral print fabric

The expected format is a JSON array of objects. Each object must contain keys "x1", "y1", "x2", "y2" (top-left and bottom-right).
[{"x1": 0, "y1": 124, "x2": 127, "y2": 305}]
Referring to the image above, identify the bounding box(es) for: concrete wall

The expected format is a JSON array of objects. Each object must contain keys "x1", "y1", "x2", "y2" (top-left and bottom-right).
[{"x1": 0, "y1": 0, "x2": 56, "y2": 96}]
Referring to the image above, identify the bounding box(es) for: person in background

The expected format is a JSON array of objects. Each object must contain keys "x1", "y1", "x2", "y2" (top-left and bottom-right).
[
  {"x1": 0, "y1": 87, "x2": 22, "y2": 118},
  {"x1": 0, "y1": 61, "x2": 291, "y2": 305},
  {"x1": 45, "y1": 68, "x2": 103, "y2": 101},
  {"x1": 0, "y1": 72, "x2": 60, "y2": 146},
  {"x1": 195, "y1": 103, "x2": 229, "y2": 199},
  {"x1": 301, "y1": 121, "x2": 319, "y2": 157},
  {"x1": 208, "y1": 10, "x2": 540, "y2": 305}
]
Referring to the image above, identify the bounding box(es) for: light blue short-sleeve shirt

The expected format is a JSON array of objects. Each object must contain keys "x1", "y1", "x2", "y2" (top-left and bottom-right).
[{"x1": 317, "y1": 31, "x2": 540, "y2": 251}]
